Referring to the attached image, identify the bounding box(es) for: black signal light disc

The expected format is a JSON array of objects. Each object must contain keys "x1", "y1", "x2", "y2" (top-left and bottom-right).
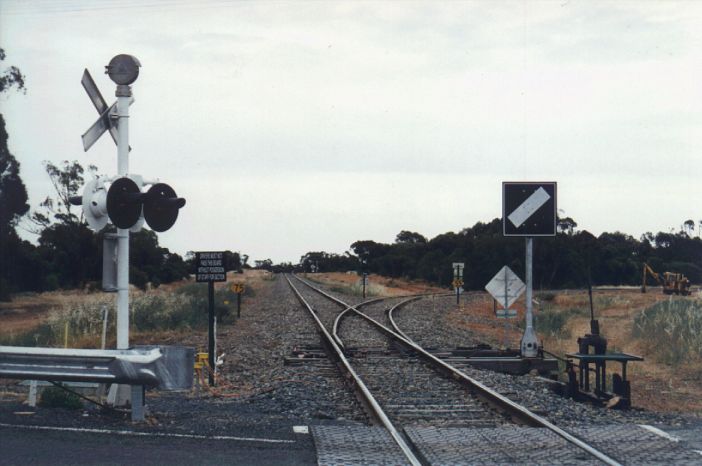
[
  {"x1": 143, "y1": 183, "x2": 185, "y2": 232},
  {"x1": 106, "y1": 177, "x2": 142, "y2": 229}
]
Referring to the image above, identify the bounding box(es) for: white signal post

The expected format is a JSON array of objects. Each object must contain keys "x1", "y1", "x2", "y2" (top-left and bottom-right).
[
  {"x1": 115, "y1": 83, "x2": 131, "y2": 350},
  {"x1": 105, "y1": 54, "x2": 142, "y2": 352},
  {"x1": 104, "y1": 55, "x2": 141, "y2": 405}
]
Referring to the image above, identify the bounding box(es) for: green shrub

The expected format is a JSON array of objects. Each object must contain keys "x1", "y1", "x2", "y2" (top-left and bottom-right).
[
  {"x1": 43, "y1": 274, "x2": 60, "y2": 292},
  {"x1": 328, "y1": 281, "x2": 386, "y2": 297},
  {"x1": 537, "y1": 292, "x2": 557, "y2": 302},
  {"x1": 131, "y1": 293, "x2": 211, "y2": 331},
  {"x1": 39, "y1": 386, "x2": 83, "y2": 409},
  {"x1": 130, "y1": 268, "x2": 149, "y2": 291},
  {"x1": 538, "y1": 309, "x2": 570, "y2": 337},
  {"x1": 633, "y1": 298, "x2": 702, "y2": 365},
  {"x1": 0, "y1": 323, "x2": 55, "y2": 346},
  {"x1": 0, "y1": 278, "x2": 11, "y2": 302},
  {"x1": 176, "y1": 282, "x2": 204, "y2": 298},
  {"x1": 536, "y1": 307, "x2": 586, "y2": 338},
  {"x1": 594, "y1": 295, "x2": 629, "y2": 309}
]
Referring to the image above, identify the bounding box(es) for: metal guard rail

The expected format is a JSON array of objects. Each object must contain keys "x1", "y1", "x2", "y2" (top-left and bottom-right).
[{"x1": 0, "y1": 345, "x2": 193, "y2": 390}]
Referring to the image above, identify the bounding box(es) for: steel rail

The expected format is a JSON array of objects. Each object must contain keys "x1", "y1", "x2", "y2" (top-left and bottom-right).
[
  {"x1": 385, "y1": 297, "x2": 422, "y2": 343},
  {"x1": 284, "y1": 275, "x2": 422, "y2": 466},
  {"x1": 331, "y1": 297, "x2": 386, "y2": 350},
  {"x1": 295, "y1": 276, "x2": 622, "y2": 466}
]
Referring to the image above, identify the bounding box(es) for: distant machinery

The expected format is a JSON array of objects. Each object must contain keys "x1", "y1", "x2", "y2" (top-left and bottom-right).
[{"x1": 641, "y1": 263, "x2": 691, "y2": 296}]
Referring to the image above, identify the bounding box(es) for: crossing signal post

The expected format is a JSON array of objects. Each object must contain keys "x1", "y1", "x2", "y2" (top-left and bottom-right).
[{"x1": 75, "y1": 55, "x2": 186, "y2": 405}]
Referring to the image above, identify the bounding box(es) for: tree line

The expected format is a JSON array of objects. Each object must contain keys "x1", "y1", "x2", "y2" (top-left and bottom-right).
[{"x1": 297, "y1": 219, "x2": 702, "y2": 291}]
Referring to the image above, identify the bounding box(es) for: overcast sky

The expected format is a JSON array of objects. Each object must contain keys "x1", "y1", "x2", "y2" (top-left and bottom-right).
[{"x1": 2, "y1": 0, "x2": 702, "y2": 263}]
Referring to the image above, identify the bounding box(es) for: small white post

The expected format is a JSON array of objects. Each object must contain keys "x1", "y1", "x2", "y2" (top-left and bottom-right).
[
  {"x1": 521, "y1": 237, "x2": 538, "y2": 357},
  {"x1": 214, "y1": 316, "x2": 218, "y2": 377},
  {"x1": 503, "y1": 267, "x2": 509, "y2": 349},
  {"x1": 101, "y1": 305, "x2": 109, "y2": 350},
  {"x1": 28, "y1": 380, "x2": 38, "y2": 407}
]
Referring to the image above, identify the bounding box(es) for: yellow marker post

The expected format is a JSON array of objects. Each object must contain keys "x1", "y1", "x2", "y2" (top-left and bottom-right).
[
  {"x1": 194, "y1": 352, "x2": 209, "y2": 370},
  {"x1": 452, "y1": 278, "x2": 464, "y2": 306},
  {"x1": 231, "y1": 283, "x2": 245, "y2": 317}
]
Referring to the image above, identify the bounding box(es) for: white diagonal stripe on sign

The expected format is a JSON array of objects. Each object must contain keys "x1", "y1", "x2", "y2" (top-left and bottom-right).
[{"x1": 508, "y1": 187, "x2": 550, "y2": 228}]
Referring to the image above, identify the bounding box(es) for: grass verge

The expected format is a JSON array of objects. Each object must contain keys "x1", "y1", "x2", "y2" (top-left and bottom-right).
[
  {"x1": 0, "y1": 283, "x2": 241, "y2": 348},
  {"x1": 633, "y1": 298, "x2": 702, "y2": 365}
]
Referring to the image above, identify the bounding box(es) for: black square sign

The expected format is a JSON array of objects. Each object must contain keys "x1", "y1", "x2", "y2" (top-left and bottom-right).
[
  {"x1": 502, "y1": 182, "x2": 557, "y2": 236},
  {"x1": 195, "y1": 251, "x2": 227, "y2": 282}
]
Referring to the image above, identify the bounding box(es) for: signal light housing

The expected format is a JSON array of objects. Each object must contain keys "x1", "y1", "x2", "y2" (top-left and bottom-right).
[
  {"x1": 73, "y1": 176, "x2": 185, "y2": 232},
  {"x1": 143, "y1": 183, "x2": 186, "y2": 232},
  {"x1": 106, "y1": 177, "x2": 143, "y2": 229},
  {"x1": 71, "y1": 178, "x2": 109, "y2": 231}
]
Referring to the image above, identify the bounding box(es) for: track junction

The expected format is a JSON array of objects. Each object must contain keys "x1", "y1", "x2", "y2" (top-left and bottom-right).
[{"x1": 286, "y1": 273, "x2": 702, "y2": 465}]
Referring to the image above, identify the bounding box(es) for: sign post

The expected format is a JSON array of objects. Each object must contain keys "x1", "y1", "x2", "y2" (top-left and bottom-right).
[
  {"x1": 452, "y1": 262, "x2": 464, "y2": 305},
  {"x1": 196, "y1": 251, "x2": 227, "y2": 385},
  {"x1": 502, "y1": 182, "x2": 556, "y2": 357},
  {"x1": 237, "y1": 288, "x2": 241, "y2": 318},
  {"x1": 231, "y1": 283, "x2": 245, "y2": 318},
  {"x1": 485, "y1": 266, "x2": 525, "y2": 347}
]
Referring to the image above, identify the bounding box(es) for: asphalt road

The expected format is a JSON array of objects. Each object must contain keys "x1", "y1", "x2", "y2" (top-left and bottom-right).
[{"x1": 0, "y1": 425, "x2": 317, "y2": 465}]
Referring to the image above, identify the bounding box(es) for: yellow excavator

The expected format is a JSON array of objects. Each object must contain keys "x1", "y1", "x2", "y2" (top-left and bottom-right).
[{"x1": 642, "y1": 263, "x2": 691, "y2": 296}]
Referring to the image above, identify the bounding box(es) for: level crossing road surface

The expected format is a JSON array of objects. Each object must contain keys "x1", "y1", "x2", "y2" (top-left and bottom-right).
[
  {"x1": 4, "y1": 421, "x2": 702, "y2": 465},
  {"x1": 0, "y1": 424, "x2": 316, "y2": 466}
]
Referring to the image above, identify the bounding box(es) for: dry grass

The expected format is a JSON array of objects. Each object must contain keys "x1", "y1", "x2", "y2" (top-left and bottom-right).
[
  {"x1": 309, "y1": 272, "x2": 444, "y2": 297},
  {"x1": 633, "y1": 298, "x2": 702, "y2": 365},
  {"x1": 0, "y1": 270, "x2": 265, "y2": 348},
  {"x1": 449, "y1": 288, "x2": 702, "y2": 415},
  {"x1": 0, "y1": 291, "x2": 208, "y2": 348}
]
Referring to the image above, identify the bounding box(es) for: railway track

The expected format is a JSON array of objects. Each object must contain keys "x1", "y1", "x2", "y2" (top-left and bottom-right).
[{"x1": 285, "y1": 274, "x2": 621, "y2": 466}]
